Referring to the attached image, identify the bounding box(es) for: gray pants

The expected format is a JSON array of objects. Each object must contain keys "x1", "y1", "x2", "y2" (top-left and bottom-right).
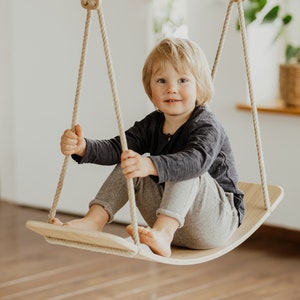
[{"x1": 90, "y1": 165, "x2": 239, "y2": 250}]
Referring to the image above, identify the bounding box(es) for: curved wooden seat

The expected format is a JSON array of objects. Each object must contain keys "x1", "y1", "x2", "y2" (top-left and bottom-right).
[{"x1": 26, "y1": 182, "x2": 284, "y2": 265}]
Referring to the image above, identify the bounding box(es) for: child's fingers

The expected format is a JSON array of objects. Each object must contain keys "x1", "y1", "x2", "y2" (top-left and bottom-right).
[
  {"x1": 74, "y1": 124, "x2": 83, "y2": 138},
  {"x1": 121, "y1": 151, "x2": 139, "y2": 171},
  {"x1": 61, "y1": 130, "x2": 77, "y2": 144},
  {"x1": 120, "y1": 150, "x2": 146, "y2": 179},
  {"x1": 62, "y1": 129, "x2": 77, "y2": 140},
  {"x1": 121, "y1": 149, "x2": 137, "y2": 161}
]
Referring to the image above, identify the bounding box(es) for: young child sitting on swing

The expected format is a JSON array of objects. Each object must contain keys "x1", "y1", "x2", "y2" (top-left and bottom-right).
[{"x1": 53, "y1": 37, "x2": 244, "y2": 258}]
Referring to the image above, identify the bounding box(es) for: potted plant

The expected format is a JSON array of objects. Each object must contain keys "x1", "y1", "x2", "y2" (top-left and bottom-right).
[{"x1": 240, "y1": 0, "x2": 300, "y2": 106}]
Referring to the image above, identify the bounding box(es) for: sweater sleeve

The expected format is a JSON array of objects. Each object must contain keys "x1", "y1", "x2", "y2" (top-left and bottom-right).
[
  {"x1": 73, "y1": 138, "x2": 122, "y2": 165},
  {"x1": 149, "y1": 118, "x2": 225, "y2": 184},
  {"x1": 71, "y1": 114, "x2": 154, "y2": 165}
]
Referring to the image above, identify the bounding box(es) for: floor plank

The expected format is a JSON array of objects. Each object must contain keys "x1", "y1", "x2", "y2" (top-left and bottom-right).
[{"x1": 0, "y1": 201, "x2": 299, "y2": 300}]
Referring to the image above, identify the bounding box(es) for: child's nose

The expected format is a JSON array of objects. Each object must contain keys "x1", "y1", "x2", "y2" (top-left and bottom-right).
[{"x1": 167, "y1": 82, "x2": 177, "y2": 94}]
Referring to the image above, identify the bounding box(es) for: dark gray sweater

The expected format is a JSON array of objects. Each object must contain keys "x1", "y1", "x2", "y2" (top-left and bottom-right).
[{"x1": 73, "y1": 106, "x2": 244, "y2": 225}]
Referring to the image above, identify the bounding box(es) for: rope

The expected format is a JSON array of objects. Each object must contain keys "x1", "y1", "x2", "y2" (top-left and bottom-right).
[
  {"x1": 95, "y1": 4, "x2": 140, "y2": 247},
  {"x1": 48, "y1": 2, "x2": 140, "y2": 247},
  {"x1": 48, "y1": 10, "x2": 92, "y2": 223},
  {"x1": 236, "y1": 0, "x2": 270, "y2": 210},
  {"x1": 211, "y1": 0, "x2": 234, "y2": 81},
  {"x1": 211, "y1": 0, "x2": 270, "y2": 210}
]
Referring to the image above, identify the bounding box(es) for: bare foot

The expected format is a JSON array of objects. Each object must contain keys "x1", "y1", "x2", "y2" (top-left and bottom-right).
[
  {"x1": 51, "y1": 217, "x2": 103, "y2": 231},
  {"x1": 51, "y1": 204, "x2": 109, "y2": 232},
  {"x1": 126, "y1": 225, "x2": 172, "y2": 257}
]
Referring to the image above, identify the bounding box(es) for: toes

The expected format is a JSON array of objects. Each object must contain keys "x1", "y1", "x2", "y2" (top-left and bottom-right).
[
  {"x1": 126, "y1": 224, "x2": 133, "y2": 235},
  {"x1": 126, "y1": 225, "x2": 171, "y2": 257},
  {"x1": 139, "y1": 227, "x2": 151, "y2": 236},
  {"x1": 62, "y1": 222, "x2": 71, "y2": 227},
  {"x1": 126, "y1": 225, "x2": 152, "y2": 238},
  {"x1": 51, "y1": 218, "x2": 63, "y2": 226}
]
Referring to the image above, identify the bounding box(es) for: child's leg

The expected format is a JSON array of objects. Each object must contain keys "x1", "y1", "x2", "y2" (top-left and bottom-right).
[
  {"x1": 157, "y1": 177, "x2": 201, "y2": 228},
  {"x1": 89, "y1": 164, "x2": 130, "y2": 222},
  {"x1": 127, "y1": 213, "x2": 179, "y2": 257},
  {"x1": 127, "y1": 176, "x2": 197, "y2": 257},
  {"x1": 52, "y1": 164, "x2": 129, "y2": 230},
  {"x1": 171, "y1": 173, "x2": 239, "y2": 249},
  {"x1": 130, "y1": 173, "x2": 239, "y2": 255}
]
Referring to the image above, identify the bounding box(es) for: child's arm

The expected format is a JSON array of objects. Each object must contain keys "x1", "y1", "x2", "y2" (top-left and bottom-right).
[{"x1": 61, "y1": 124, "x2": 86, "y2": 157}]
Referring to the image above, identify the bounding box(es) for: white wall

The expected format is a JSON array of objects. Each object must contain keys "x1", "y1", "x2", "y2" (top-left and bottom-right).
[
  {"x1": 0, "y1": 0, "x2": 152, "y2": 223},
  {"x1": 0, "y1": 1, "x2": 14, "y2": 199},
  {"x1": 187, "y1": 0, "x2": 300, "y2": 230},
  {"x1": 1, "y1": 0, "x2": 299, "y2": 231}
]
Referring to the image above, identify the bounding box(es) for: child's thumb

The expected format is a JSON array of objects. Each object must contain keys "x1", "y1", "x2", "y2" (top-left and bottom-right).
[{"x1": 74, "y1": 124, "x2": 83, "y2": 138}]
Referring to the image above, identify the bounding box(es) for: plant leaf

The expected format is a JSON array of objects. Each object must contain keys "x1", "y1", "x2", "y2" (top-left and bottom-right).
[
  {"x1": 247, "y1": 0, "x2": 267, "y2": 12},
  {"x1": 286, "y1": 44, "x2": 300, "y2": 64},
  {"x1": 244, "y1": 8, "x2": 258, "y2": 25},
  {"x1": 262, "y1": 6, "x2": 280, "y2": 24},
  {"x1": 256, "y1": 0, "x2": 267, "y2": 12},
  {"x1": 282, "y1": 14, "x2": 292, "y2": 25}
]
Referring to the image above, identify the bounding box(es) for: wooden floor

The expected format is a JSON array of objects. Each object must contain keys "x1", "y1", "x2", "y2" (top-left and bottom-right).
[{"x1": 1, "y1": 201, "x2": 300, "y2": 300}]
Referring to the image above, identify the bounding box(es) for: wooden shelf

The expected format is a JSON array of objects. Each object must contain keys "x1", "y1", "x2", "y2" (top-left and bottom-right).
[{"x1": 236, "y1": 100, "x2": 300, "y2": 116}]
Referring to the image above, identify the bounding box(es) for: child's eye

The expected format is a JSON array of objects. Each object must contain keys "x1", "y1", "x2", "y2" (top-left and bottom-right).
[
  {"x1": 179, "y1": 78, "x2": 188, "y2": 83},
  {"x1": 157, "y1": 78, "x2": 166, "y2": 84}
]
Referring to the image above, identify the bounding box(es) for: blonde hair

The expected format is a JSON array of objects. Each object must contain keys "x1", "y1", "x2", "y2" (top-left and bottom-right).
[{"x1": 142, "y1": 38, "x2": 214, "y2": 106}]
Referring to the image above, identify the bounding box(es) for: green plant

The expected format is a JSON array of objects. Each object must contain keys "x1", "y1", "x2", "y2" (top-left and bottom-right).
[
  {"x1": 286, "y1": 44, "x2": 300, "y2": 63},
  {"x1": 153, "y1": 0, "x2": 186, "y2": 41},
  {"x1": 239, "y1": 0, "x2": 300, "y2": 63}
]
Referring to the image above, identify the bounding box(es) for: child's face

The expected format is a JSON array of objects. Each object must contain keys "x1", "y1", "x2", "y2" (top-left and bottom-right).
[{"x1": 150, "y1": 61, "x2": 197, "y2": 119}]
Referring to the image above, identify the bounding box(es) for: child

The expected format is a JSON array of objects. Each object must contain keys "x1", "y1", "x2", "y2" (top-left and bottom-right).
[{"x1": 53, "y1": 37, "x2": 244, "y2": 258}]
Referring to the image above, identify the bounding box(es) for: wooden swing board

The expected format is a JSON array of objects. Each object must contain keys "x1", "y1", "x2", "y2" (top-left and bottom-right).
[
  {"x1": 26, "y1": 182, "x2": 283, "y2": 265},
  {"x1": 26, "y1": 220, "x2": 137, "y2": 251}
]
